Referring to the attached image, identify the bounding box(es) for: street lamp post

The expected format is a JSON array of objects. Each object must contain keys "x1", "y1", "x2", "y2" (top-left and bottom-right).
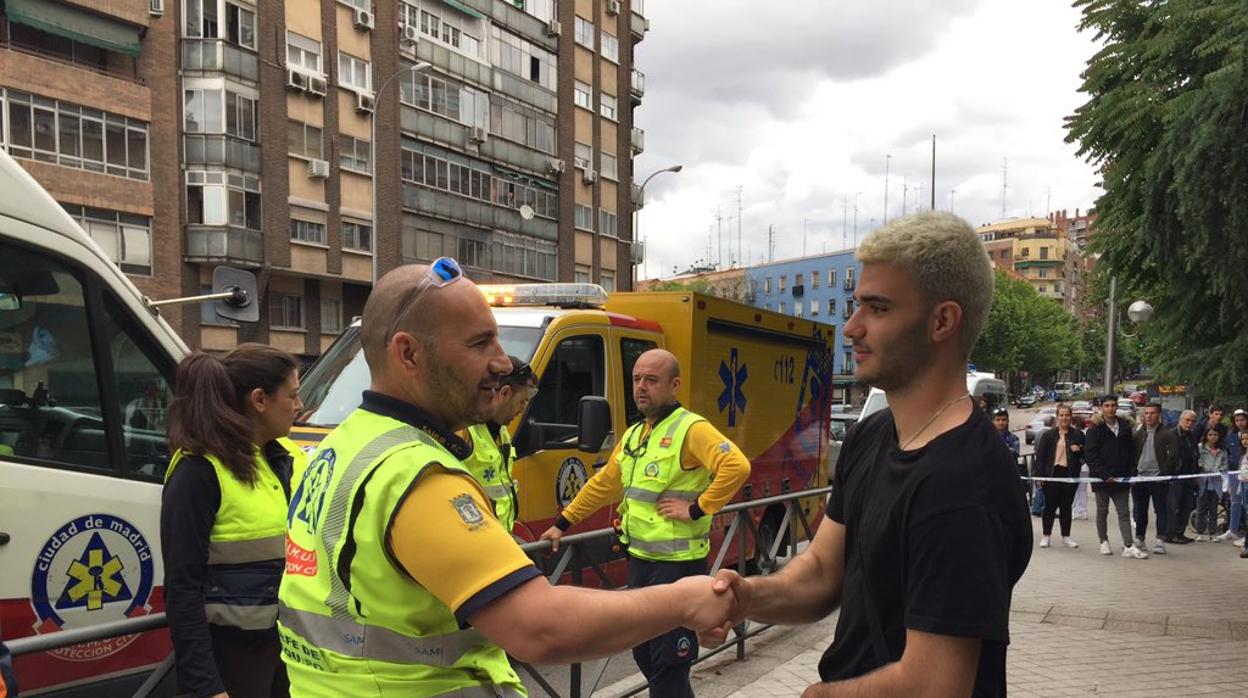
[
  {"x1": 634, "y1": 164, "x2": 683, "y2": 284},
  {"x1": 1103, "y1": 274, "x2": 1153, "y2": 392},
  {"x1": 371, "y1": 60, "x2": 431, "y2": 285}
]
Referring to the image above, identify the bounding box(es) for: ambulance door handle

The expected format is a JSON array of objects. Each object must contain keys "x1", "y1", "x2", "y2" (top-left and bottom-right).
[{"x1": 0, "y1": 531, "x2": 9, "y2": 546}]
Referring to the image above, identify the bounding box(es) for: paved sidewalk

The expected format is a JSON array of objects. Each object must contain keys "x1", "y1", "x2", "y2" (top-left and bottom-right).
[{"x1": 596, "y1": 516, "x2": 1248, "y2": 697}]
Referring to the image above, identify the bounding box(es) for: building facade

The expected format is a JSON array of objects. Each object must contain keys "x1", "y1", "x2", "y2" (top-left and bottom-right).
[
  {"x1": 976, "y1": 216, "x2": 1086, "y2": 313},
  {"x1": 2, "y1": 0, "x2": 647, "y2": 361}
]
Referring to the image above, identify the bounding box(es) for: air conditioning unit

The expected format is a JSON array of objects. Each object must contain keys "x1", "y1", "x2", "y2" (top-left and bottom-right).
[
  {"x1": 547, "y1": 159, "x2": 566, "y2": 174},
  {"x1": 353, "y1": 8, "x2": 375, "y2": 30},
  {"x1": 400, "y1": 23, "x2": 418, "y2": 44},
  {"x1": 546, "y1": 19, "x2": 561, "y2": 37},
  {"x1": 286, "y1": 69, "x2": 309, "y2": 91},
  {"x1": 583, "y1": 168, "x2": 598, "y2": 184},
  {"x1": 606, "y1": 0, "x2": 620, "y2": 15},
  {"x1": 307, "y1": 159, "x2": 330, "y2": 179},
  {"x1": 469, "y1": 126, "x2": 488, "y2": 144},
  {"x1": 307, "y1": 75, "x2": 327, "y2": 96},
  {"x1": 356, "y1": 92, "x2": 375, "y2": 113}
]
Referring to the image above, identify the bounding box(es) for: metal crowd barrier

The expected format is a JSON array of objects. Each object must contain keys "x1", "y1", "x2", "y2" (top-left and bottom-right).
[{"x1": 6, "y1": 486, "x2": 831, "y2": 698}]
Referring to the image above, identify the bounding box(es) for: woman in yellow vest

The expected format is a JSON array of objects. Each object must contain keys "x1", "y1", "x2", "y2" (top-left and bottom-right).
[
  {"x1": 461, "y1": 356, "x2": 539, "y2": 534},
  {"x1": 161, "y1": 344, "x2": 305, "y2": 698}
]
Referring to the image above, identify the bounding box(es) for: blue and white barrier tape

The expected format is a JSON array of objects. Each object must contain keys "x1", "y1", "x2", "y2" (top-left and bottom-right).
[{"x1": 1023, "y1": 470, "x2": 1246, "y2": 484}]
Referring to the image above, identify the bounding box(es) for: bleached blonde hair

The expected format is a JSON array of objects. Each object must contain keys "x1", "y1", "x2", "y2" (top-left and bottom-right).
[{"x1": 855, "y1": 211, "x2": 994, "y2": 358}]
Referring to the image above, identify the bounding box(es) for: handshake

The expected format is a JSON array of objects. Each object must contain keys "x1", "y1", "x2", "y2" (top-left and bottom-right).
[{"x1": 675, "y1": 569, "x2": 753, "y2": 648}]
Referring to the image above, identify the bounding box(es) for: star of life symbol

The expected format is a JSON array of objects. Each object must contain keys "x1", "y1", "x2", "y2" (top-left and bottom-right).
[
  {"x1": 57, "y1": 532, "x2": 132, "y2": 612},
  {"x1": 717, "y1": 347, "x2": 747, "y2": 426},
  {"x1": 483, "y1": 465, "x2": 496, "y2": 482}
]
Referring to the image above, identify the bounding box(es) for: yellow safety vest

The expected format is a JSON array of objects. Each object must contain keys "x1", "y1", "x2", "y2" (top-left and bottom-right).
[
  {"x1": 463, "y1": 423, "x2": 518, "y2": 533},
  {"x1": 164, "y1": 437, "x2": 305, "y2": 629},
  {"x1": 618, "y1": 407, "x2": 713, "y2": 562},
  {"x1": 278, "y1": 408, "x2": 525, "y2": 698}
]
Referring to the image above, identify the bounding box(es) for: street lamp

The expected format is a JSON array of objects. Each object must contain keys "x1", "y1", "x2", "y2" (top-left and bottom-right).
[
  {"x1": 634, "y1": 164, "x2": 683, "y2": 283},
  {"x1": 1103, "y1": 275, "x2": 1153, "y2": 391},
  {"x1": 371, "y1": 60, "x2": 431, "y2": 285}
]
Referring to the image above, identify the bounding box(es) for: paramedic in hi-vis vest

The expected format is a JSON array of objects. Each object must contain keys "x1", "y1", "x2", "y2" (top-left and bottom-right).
[
  {"x1": 277, "y1": 260, "x2": 738, "y2": 698},
  {"x1": 459, "y1": 355, "x2": 538, "y2": 534},
  {"x1": 540, "y1": 348, "x2": 752, "y2": 698}
]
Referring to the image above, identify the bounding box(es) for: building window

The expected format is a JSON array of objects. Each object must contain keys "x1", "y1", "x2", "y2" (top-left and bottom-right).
[
  {"x1": 186, "y1": 170, "x2": 261, "y2": 229},
  {"x1": 400, "y1": 68, "x2": 489, "y2": 129},
  {"x1": 796, "y1": 273, "x2": 804, "y2": 287},
  {"x1": 1019, "y1": 247, "x2": 1030, "y2": 258},
  {"x1": 794, "y1": 301, "x2": 803, "y2": 317},
  {"x1": 844, "y1": 267, "x2": 855, "y2": 288},
  {"x1": 270, "y1": 293, "x2": 304, "y2": 330},
  {"x1": 600, "y1": 209, "x2": 618, "y2": 237},
  {"x1": 321, "y1": 297, "x2": 344, "y2": 334},
  {"x1": 487, "y1": 229, "x2": 557, "y2": 280},
  {"x1": 1040, "y1": 246, "x2": 1049, "y2": 260},
  {"x1": 1038, "y1": 269, "x2": 1048, "y2": 279},
  {"x1": 575, "y1": 264, "x2": 592, "y2": 283},
  {"x1": 337, "y1": 52, "x2": 371, "y2": 92},
  {"x1": 2, "y1": 89, "x2": 149, "y2": 180},
  {"x1": 401, "y1": 140, "x2": 559, "y2": 219},
  {"x1": 288, "y1": 121, "x2": 323, "y2": 159},
  {"x1": 488, "y1": 95, "x2": 556, "y2": 154},
  {"x1": 402, "y1": 4, "x2": 482, "y2": 58},
  {"x1": 601, "y1": 30, "x2": 619, "y2": 62},
  {"x1": 185, "y1": 0, "x2": 257, "y2": 50},
  {"x1": 183, "y1": 85, "x2": 258, "y2": 141},
  {"x1": 343, "y1": 220, "x2": 372, "y2": 252},
  {"x1": 574, "y1": 16, "x2": 594, "y2": 49},
  {"x1": 61, "y1": 204, "x2": 152, "y2": 275},
  {"x1": 574, "y1": 80, "x2": 593, "y2": 110},
  {"x1": 843, "y1": 298, "x2": 854, "y2": 319},
  {"x1": 489, "y1": 27, "x2": 557, "y2": 91},
  {"x1": 600, "y1": 271, "x2": 615, "y2": 292},
  {"x1": 600, "y1": 93, "x2": 617, "y2": 121},
  {"x1": 827, "y1": 268, "x2": 836, "y2": 286},
  {"x1": 810, "y1": 298, "x2": 820, "y2": 316},
  {"x1": 574, "y1": 141, "x2": 592, "y2": 169},
  {"x1": 516, "y1": 0, "x2": 555, "y2": 22},
  {"x1": 286, "y1": 32, "x2": 322, "y2": 74},
  {"x1": 290, "y1": 219, "x2": 326, "y2": 244},
  {"x1": 600, "y1": 152, "x2": 618, "y2": 181},
  {"x1": 575, "y1": 204, "x2": 594, "y2": 231},
  {"x1": 828, "y1": 297, "x2": 836, "y2": 315},
  {"x1": 764, "y1": 278, "x2": 771, "y2": 293},
  {"x1": 844, "y1": 351, "x2": 853, "y2": 372},
  {"x1": 339, "y1": 135, "x2": 371, "y2": 174},
  {"x1": 778, "y1": 301, "x2": 787, "y2": 314},
  {"x1": 778, "y1": 275, "x2": 787, "y2": 291},
  {"x1": 811, "y1": 271, "x2": 820, "y2": 288}
]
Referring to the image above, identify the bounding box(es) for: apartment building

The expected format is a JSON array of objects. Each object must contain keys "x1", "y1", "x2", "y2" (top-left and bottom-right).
[
  {"x1": 977, "y1": 216, "x2": 1087, "y2": 313},
  {"x1": 2, "y1": 0, "x2": 648, "y2": 361}
]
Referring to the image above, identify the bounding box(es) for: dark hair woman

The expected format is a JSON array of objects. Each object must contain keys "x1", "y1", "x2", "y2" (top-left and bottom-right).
[
  {"x1": 1033, "y1": 404, "x2": 1085, "y2": 549},
  {"x1": 161, "y1": 343, "x2": 305, "y2": 698}
]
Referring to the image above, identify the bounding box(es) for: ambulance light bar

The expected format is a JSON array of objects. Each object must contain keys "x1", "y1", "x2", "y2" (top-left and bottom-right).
[{"x1": 478, "y1": 283, "x2": 608, "y2": 308}]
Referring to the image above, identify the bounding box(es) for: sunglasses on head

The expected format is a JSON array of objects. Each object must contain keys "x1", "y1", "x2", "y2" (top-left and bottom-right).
[
  {"x1": 387, "y1": 257, "x2": 464, "y2": 339},
  {"x1": 993, "y1": 408, "x2": 1009, "y2": 417}
]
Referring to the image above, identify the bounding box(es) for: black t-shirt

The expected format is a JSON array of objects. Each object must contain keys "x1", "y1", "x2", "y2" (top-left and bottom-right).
[{"x1": 820, "y1": 406, "x2": 1032, "y2": 696}]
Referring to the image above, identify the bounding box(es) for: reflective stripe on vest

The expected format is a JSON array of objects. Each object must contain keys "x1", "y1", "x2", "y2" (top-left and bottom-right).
[
  {"x1": 279, "y1": 603, "x2": 486, "y2": 667},
  {"x1": 620, "y1": 487, "x2": 703, "y2": 503},
  {"x1": 205, "y1": 603, "x2": 280, "y2": 630},
  {"x1": 207, "y1": 535, "x2": 285, "y2": 565},
  {"x1": 627, "y1": 538, "x2": 698, "y2": 555}
]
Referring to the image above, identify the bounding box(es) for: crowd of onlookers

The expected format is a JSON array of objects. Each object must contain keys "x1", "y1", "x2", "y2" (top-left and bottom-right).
[{"x1": 992, "y1": 398, "x2": 1248, "y2": 559}]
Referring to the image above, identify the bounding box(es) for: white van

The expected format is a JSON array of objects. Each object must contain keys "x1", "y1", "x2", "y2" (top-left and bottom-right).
[
  {"x1": 0, "y1": 150, "x2": 253, "y2": 696},
  {"x1": 860, "y1": 370, "x2": 1009, "y2": 421}
]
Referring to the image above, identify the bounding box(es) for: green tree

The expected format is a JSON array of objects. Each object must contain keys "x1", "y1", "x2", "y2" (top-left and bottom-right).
[
  {"x1": 973, "y1": 272, "x2": 1084, "y2": 381},
  {"x1": 1066, "y1": 0, "x2": 1248, "y2": 395},
  {"x1": 647, "y1": 279, "x2": 720, "y2": 296}
]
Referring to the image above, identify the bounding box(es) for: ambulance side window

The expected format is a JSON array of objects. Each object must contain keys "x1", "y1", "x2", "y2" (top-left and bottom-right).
[
  {"x1": 529, "y1": 335, "x2": 604, "y2": 442},
  {"x1": 620, "y1": 337, "x2": 658, "y2": 425},
  {"x1": 0, "y1": 245, "x2": 109, "y2": 470},
  {"x1": 101, "y1": 294, "x2": 173, "y2": 479}
]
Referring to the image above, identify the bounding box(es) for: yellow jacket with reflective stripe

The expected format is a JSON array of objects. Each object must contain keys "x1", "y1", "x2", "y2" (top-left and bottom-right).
[
  {"x1": 278, "y1": 408, "x2": 524, "y2": 698},
  {"x1": 463, "y1": 423, "x2": 518, "y2": 533},
  {"x1": 619, "y1": 407, "x2": 713, "y2": 562},
  {"x1": 164, "y1": 437, "x2": 304, "y2": 629}
]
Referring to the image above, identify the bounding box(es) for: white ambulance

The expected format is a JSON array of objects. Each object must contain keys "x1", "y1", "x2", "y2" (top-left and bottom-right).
[{"x1": 0, "y1": 150, "x2": 252, "y2": 696}]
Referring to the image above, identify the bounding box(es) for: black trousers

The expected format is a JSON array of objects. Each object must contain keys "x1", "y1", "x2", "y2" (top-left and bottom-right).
[
  {"x1": 1131, "y1": 482, "x2": 1169, "y2": 539},
  {"x1": 628, "y1": 556, "x2": 706, "y2": 698},
  {"x1": 1041, "y1": 480, "x2": 1078, "y2": 537},
  {"x1": 1167, "y1": 481, "x2": 1197, "y2": 539},
  {"x1": 207, "y1": 626, "x2": 289, "y2": 698}
]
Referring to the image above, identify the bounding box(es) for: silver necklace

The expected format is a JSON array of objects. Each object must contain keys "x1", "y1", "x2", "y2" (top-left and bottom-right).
[{"x1": 899, "y1": 392, "x2": 971, "y2": 450}]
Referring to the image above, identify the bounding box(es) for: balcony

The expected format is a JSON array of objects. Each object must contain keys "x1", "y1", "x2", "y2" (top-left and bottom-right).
[
  {"x1": 631, "y1": 127, "x2": 645, "y2": 156},
  {"x1": 843, "y1": 277, "x2": 855, "y2": 291},
  {"x1": 630, "y1": 0, "x2": 649, "y2": 41},
  {"x1": 185, "y1": 225, "x2": 263, "y2": 265},
  {"x1": 183, "y1": 134, "x2": 262, "y2": 172},
  {"x1": 630, "y1": 69, "x2": 645, "y2": 105},
  {"x1": 181, "y1": 39, "x2": 259, "y2": 82}
]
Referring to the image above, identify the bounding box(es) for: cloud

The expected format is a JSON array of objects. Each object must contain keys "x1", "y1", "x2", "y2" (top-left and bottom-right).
[{"x1": 633, "y1": 0, "x2": 1104, "y2": 276}]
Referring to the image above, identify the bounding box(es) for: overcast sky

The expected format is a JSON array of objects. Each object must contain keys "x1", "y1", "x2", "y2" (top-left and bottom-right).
[{"x1": 632, "y1": 0, "x2": 1102, "y2": 279}]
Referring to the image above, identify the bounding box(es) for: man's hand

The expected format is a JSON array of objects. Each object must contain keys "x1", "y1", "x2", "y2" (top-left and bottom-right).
[
  {"x1": 673, "y1": 575, "x2": 740, "y2": 633},
  {"x1": 657, "y1": 498, "x2": 693, "y2": 522},
  {"x1": 539, "y1": 525, "x2": 563, "y2": 552},
  {"x1": 696, "y1": 569, "x2": 752, "y2": 647},
  {"x1": 801, "y1": 683, "x2": 829, "y2": 698}
]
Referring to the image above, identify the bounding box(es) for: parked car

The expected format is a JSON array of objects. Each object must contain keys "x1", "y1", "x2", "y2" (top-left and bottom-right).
[
  {"x1": 1071, "y1": 400, "x2": 1094, "y2": 428},
  {"x1": 1055, "y1": 382, "x2": 1075, "y2": 400},
  {"x1": 1130, "y1": 390, "x2": 1148, "y2": 406},
  {"x1": 1015, "y1": 393, "x2": 1038, "y2": 408},
  {"x1": 1117, "y1": 397, "x2": 1136, "y2": 419},
  {"x1": 828, "y1": 412, "x2": 860, "y2": 479},
  {"x1": 1032, "y1": 385, "x2": 1047, "y2": 396},
  {"x1": 1025, "y1": 410, "x2": 1057, "y2": 445}
]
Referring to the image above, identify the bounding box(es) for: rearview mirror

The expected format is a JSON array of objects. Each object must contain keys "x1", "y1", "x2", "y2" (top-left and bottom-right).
[
  {"x1": 577, "y1": 396, "x2": 611, "y2": 453},
  {"x1": 212, "y1": 266, "x2": 259, "y2": 323},
  {"x1": 0, "y1": 292, "x2": 19, "y2": 311}
]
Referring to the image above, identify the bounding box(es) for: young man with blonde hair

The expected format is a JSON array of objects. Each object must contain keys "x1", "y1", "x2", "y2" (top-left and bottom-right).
[{"x1": 702, "y1": 211, "x2": 1032, "y2": 697}]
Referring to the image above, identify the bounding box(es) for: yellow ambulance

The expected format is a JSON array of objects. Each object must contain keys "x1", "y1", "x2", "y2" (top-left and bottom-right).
[{"x1": 293, "y1": 283, "x2": 835, "y2": 579}]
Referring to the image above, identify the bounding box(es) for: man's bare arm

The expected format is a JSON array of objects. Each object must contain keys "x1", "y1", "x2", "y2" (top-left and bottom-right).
[{"x1": 801, "y1": 629, "x2": 980, "y2": 698}]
